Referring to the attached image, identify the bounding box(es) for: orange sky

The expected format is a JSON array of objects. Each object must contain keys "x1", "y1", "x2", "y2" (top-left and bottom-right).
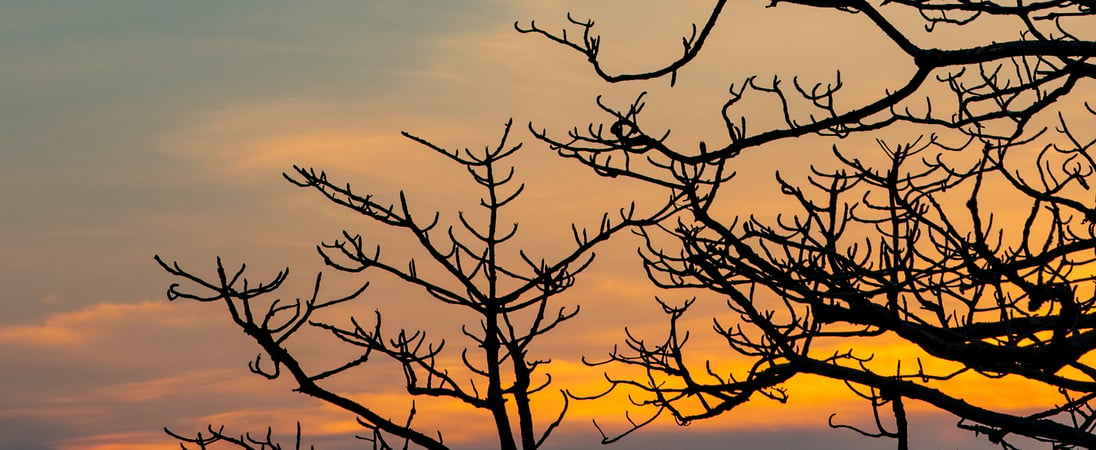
[{"x1": 1, "y1": 1, "x2": 1092, "y2": 449}]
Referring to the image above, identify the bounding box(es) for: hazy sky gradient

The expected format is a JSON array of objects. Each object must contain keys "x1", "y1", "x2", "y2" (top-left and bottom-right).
[{"x1": 0, "y1": 1, "x2": 1064, "y2": 449}]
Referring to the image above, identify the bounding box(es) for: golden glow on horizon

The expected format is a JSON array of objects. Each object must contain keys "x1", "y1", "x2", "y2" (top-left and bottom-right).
[{"x1": 9, "y1": 298, "x2": 1088, "y2": 449}]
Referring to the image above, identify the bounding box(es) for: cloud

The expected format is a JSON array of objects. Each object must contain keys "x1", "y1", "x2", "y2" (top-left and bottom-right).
[
  {"x1": 0, "y1": 300, "x2": 265, "y2": 448},
  {"x1": 56, "y1": 432, "x2": 174, "y2": 450},
  {"x1": 164, "y1": 99, "x2": 449, "y2": 185},
  {"x1": 0, "y1": 301, "x2": 187, "y2": 347}
]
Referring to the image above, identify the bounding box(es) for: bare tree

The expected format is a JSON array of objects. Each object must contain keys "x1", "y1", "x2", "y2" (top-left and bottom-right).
[
  {"x1": 520, "y1": 0, "x2": 1096, "y2": 448},
  {"x1": 156, "y1": 120, "x2": 676, "y2": 450}
]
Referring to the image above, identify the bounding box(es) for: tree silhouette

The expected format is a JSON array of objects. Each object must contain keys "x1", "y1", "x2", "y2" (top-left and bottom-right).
[
  {"x1": 519, "y1": 0, "x2": 1096, "y2": 448},
  {"x1": 156, "y1": 120, "x2": 676, "y2": 449}
]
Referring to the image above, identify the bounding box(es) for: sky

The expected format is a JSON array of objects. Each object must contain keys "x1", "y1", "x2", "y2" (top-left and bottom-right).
[{"x1": 0, "y1": 1, "x2": 1082, "y2": 449}]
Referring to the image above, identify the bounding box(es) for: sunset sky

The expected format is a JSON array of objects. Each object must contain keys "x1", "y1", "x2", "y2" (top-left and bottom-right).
[{"x1": 0, "y1": 1, "x2": 1079, "y2": 449}]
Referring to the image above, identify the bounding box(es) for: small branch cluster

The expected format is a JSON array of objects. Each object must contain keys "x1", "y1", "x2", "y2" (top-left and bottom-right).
[{"x1": 165, "y1": 423, "x2": 311, "y2": 450}]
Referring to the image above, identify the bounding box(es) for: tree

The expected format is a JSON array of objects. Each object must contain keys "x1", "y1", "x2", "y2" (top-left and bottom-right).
[
  {"x1": 159, "y1": 1, "x2": 1096, "y2": 448},
  {"x1": 516, "y1": 0, "x2": 1096, "y2": 448},
  {"x1": 155, "y1": 120, "x2": 676, "y2": 449}
]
